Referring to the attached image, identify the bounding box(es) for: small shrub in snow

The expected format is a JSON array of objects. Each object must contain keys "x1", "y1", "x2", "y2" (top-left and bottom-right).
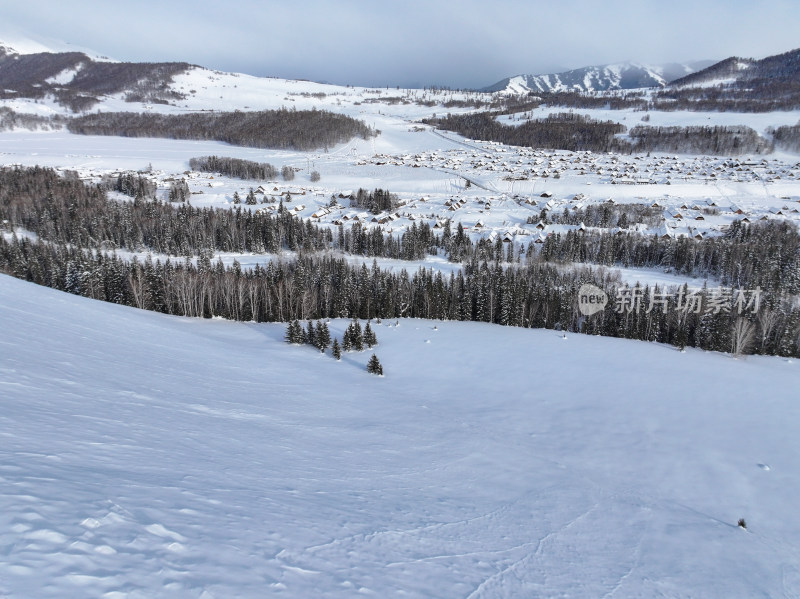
[{"x1": 366, "y1": 354, "x2": 383, "y2": 376}]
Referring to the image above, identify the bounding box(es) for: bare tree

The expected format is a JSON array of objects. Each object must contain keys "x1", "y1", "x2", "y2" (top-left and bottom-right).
[
  {"x1": 247, "y1": 279, "x2": 260, "y2": 322},
  {"x1": 756, "y1": 308, "x2": 781, "y2": 353},
  {"x1": 731, "y1": 317, "x2": 755, "y2": 357},
  {"x1": 128, "y1": 267, "x2": 147, "y2": 310}
]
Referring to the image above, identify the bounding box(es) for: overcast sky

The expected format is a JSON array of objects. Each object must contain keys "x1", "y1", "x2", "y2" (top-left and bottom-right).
[{"x1": 2, "y1": 0, "x2": 799, "y2": 89}]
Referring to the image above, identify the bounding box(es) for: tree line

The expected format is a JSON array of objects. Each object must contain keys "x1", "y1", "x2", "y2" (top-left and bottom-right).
[
  {"x1": 67, "y1": 108, "x2": 376, "y2": 151},
  {"x1": 627, "y1": 125, "x2": 770, "y2": 155},
  {"x1": 2, "y1": 235, "x2": 798, "y2": 357},
  {"x1": 428, "y1": 111, "x2": 772, "y2": 155},
  {"x1": 0, "y1": 166, "x2": 445, "y2": 259},
  {"x1": 0, "y1": 107, "x2": 67, "y2": 132},
  {"x1": 188, "y1": 156, "x2": 279, "y2": 180},
  {"x1": 770, "y1": 122, "x2": 800, "y2": 153},
  {"x1": 426, "y1": 112, "x2": 626, "y2": 153},
  {"x1": 535, "y1": 220, "x2": 800, "y2": 297},
  {"x1": 537, "y1": 88, "x2": 800, "y2": 113},
  {"x1": 531, "y1": 202, "x2": 663, "y2": 229}
]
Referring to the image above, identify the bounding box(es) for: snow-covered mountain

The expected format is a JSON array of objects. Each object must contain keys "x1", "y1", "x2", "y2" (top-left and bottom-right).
[
  {"x1": 0, "y1": 39, "x2": 192, "y2": 111},
  {"x1": 0, "y1": 26, "x2": 115, "y2": 62},
  {"x1": 670, "y1": 47, "x2": 800, "y2": 88},
  {"x1": 483, "y1": 61, "x2": 715, "y2": 94},
  {"x1": 0, "y1": 32, "x2": 484, "y2": 117}
]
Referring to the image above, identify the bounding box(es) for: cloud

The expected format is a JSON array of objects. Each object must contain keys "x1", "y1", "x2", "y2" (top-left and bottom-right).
[{"x1": 1, "y1": 0, "x2": 798, "y2": 88}]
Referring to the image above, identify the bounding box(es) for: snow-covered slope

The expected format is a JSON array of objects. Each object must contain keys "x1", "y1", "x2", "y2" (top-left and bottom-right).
[
  {"x1": 0, "y1": 35, "x2": 485, "y2": 121},
  {"x1": 484, "y1": 61, "x2": 714, "y2": 94},
  {"x1": 670, "y1": 48, "x2": 800, "y2": 89},
  {"x1": 2, "y1": 273, "x2": 799, "y2": 598},
  {"x1": 0, "y1": 26, "x2": 115, "y2": 62},
  {"x1": 669, "y1": 57, "x2": 759, "y2": 88}
]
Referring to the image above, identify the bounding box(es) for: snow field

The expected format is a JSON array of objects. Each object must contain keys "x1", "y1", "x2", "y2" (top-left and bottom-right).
[{"x1": 1, "y1": 274, "x2": 799, "y2": 597}]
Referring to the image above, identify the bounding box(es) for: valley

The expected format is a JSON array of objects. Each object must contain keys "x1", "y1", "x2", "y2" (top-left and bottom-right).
[{"x1": 1, "y1": 24, "x2": 800, "y2": 599}]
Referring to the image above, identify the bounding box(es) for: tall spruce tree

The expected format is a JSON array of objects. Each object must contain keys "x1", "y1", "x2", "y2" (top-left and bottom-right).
[
  {"x1": 364, "y1": 321, "x2": 377, "y2": 348},
  {"x1": 342, "y1": 326, "x2": 353, "y2": 351},
  {"x1": 316, "y1": 320, "x2": 331, "y2": 352},
  {"x1": 306, "y1": 320, "x2": 317, "y2": 347},
  {"x1": 353, "y1": 319, "x2": 364, "y2": 351}
]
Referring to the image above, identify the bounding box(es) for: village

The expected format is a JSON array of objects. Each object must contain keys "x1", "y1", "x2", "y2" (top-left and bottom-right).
[{"x1": 63, "y1": 138, "x2": 799, "y2": 254}]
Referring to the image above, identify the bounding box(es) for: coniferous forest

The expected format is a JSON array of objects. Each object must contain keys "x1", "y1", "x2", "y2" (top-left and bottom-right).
[
  {"x1": 67, "y1": 108, "x2": 376, "y2": 151},
  {"x1": 1, "y1": 166, "x2": 799, "y2": 357},
  {"x1": 188, "y1": 156, "x2": 279, "y2": 181},
  {"x1": 427, "y1": 112, "x2": 771, "y2": 155}
]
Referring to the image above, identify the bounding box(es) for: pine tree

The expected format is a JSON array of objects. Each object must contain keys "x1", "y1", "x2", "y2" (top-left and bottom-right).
[
  {"x1": 232, "y1": 191, "x2": 241, "y2": 204},
  {"x1": 306, "y1": 320, "x2": 317, "y2": 347},
  {"x1": 353, "y1": 319, "x2": 364, "y2": 351},
  {"x1": 316, "y1": 320, "x2": 331, "y2": 352},
  {"x1": 342, "y1": 325, "x2": 353, "y2": 351},
  {"x1": 366, "y1": 353, "x2": 383, "y2": 375},
  {"x1": 364, "y1": 321, "x2": 377, "y2": 348},
  {"x1": 285, "y1": 319, "x2": 303, "y2": 344},
  {"x1": 332, "y1": 338, "x2": 341, "y2": 360}
]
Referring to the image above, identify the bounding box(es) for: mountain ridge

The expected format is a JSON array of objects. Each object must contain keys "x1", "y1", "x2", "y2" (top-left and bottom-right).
[
  {"x1": 0, "y1": 44, "x2": 194, "y2": 111},
  {"x1": 482, "y1": 60, "x2": 715, "y2": 94},
  {"x1": 670, "y1": 47, "x2": 800, "y2": 88}
]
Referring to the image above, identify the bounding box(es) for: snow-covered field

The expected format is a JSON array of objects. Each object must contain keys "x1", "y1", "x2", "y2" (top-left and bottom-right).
[{"x1": 2, "y1": 274, "x2": 799, "y2": 598}]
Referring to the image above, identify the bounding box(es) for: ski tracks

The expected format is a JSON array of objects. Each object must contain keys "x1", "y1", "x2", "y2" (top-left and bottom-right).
[{"x1": 464, "y1": 502, "x2": 601, "y2": 599}]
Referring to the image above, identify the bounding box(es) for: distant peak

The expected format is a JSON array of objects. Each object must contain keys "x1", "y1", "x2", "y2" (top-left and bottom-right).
[
  {"x1": 0, "y1": 26, "x2": 117, "y2": 62},
  {"x1": 481, "y1": 60, "x2": 713, "y2": 94}
]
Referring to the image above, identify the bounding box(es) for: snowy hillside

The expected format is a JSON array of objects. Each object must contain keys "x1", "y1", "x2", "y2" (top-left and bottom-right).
[
  {"x1": 483, "y1": 61, "x2": 714, "y2": 94},
  {"x1": 0, "y1": 26, "x2": 116, "y2": 62},
  {"x1": 0, "y1": 31, "x2": 485, "y2": 120},
  {"x1": 669, "y1": 57, "x2": 757, "y2": 89},
  {"x1": 2, "y1": 273, "x2": 799, "y2": 598},
  {"x1": 670, "y1": 48, "x2": 800, "y2": 90}
]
